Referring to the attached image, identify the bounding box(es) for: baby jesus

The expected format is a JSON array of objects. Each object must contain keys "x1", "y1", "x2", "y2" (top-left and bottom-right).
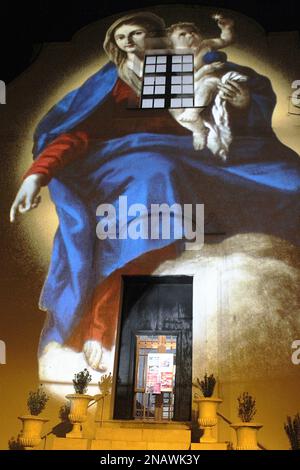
[{"x1": 168, "y1": 14, "x2": 247, "y2": 159}]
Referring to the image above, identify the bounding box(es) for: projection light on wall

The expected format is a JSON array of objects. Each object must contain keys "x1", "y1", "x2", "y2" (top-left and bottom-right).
[{"x1": 141, "y1": 53, "x2": 194, "y2": 109}]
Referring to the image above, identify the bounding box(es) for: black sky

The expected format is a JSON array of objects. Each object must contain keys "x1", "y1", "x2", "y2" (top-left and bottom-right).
[{"x1": 2, "y1": 0, "x2": 300, "y2": 83}]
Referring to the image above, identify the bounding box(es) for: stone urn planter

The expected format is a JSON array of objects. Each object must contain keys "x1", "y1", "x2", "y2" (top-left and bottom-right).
[
  {"x1": 195, "y1": 397, "x2": 223, "y2": 443},
  {"x1": 232, "y1": 392, "x2": 262, "y2": 450},
  {"x1": 18, "y1": 385, "x2": 49, "y2": 450},
  {"x1": 66, "y1": 394, "x2": 93, "y2": 438},
  {"x1": 230, "y1": 422, "x2": 263, "y2": 450},
  {"x1": 18, "y1": 415, "x2": 49, "y2": 450}
]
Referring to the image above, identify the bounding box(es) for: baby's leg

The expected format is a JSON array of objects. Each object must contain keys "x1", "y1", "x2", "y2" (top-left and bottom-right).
[
  {"x1": 169, "y1": 109, "x2": 207, "y2": 150},
  {"x1": 192, "y1": 117, "x2": 208, "y2": 151},
  {"x1": 179, "y1": 75, "x2": 220, "y2": 123},
  {"x1": 179, "y1": 107, "x2": 200, "y2": 123},
  {"x1": 194, "y1": 75, "x2": 220, "y2": 107},
  {"x1": 179, "y1": 114, "x2": 208, "y2": 150}
]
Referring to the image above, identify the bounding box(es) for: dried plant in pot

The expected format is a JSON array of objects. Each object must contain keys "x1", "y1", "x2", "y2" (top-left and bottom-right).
[
  {"x1": 98, "y1": 373, "x2": 113, "y2": 396},
  {"x1": 27, "y1": 386, "x2": 49, "y2": 416},
  {"x1": 195, "y1": 373, "x2": 216, "y2": 398},
  {"x1": 59, "y1": 402, "x2": 71, "y2": 422},
  {"x1": 8, "y1": 436, "x2": 24, "y2": 451},
  {"x1": 230, "y1": 392, "x2": 263, "y2": 450},
  {"x1": 18, "y1": 385, "x2": 49, "y2": 450},
  {"x1": 237, "y1": 392, "x2": 257, "y2": 422},
  {"x1": 284, "y1": 413, "x2": 300, "y2": 450},
  {"x1": 66, "y1": 368, "x2": 93, "y2": 439},
  {"x1": 92, "y1": 373, "x2": 114, "y2": 431},
  {"x1": 72, "y1": 368, "x2": 92, "y2": 395},
  {"x1": 51, "y1": 402, "x2": 73, "y2": 437},
  {"x1": 193, "y1": 373, "x2": 222, "y2": 443}
]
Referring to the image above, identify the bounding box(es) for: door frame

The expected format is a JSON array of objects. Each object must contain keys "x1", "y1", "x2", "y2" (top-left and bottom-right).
[
  {"x1": 113, "y1": 275, "x2": 193, "y2": 421},
  {"x1": 132, "y1": 329, "x2": 182, "y2": 421}
]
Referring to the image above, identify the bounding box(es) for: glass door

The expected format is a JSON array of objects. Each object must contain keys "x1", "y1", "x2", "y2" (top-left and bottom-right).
[{"x1": 134, "y1": 334, "x2": 177, "y2": 421}]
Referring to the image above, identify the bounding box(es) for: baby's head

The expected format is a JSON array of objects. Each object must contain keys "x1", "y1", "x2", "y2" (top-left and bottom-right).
[{"x1": 167, "y1": 22, "x2": 203, "y2": 49}]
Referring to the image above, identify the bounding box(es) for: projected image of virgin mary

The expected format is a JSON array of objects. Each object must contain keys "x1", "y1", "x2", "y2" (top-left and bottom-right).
[{"x1": 10, "y1": 11, "x2": 300, "y2": 373}]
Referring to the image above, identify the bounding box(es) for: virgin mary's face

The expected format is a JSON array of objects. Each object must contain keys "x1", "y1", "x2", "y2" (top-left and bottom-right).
[{"x1": 114, "y1": 24, "x2": 147, "y2": 54}]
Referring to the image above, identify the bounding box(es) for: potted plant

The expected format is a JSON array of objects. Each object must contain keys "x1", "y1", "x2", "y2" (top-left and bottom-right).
[
  {"x1": 193, "y1": 373, "x2": 222, "y2": 443},
  {"x1": 18, "y1": 385, "x2": 49, "y2": 450},
  {"x1": 8, "y1": 436, "x2": 24, "y2": 450},
  {"x1": 66, "y1": 368, "x2": 93, "y2": 438},
  {"x1": 94, "y1": 373, "x2": 113, "y2": 431},
  {"x1": 230, "y1": 392, "x2": 263, "y2": 450},
  {"x1": 284, "y1": 413, "x2": 300, "y2": 450},
  {"x1": 51, "y1": 403, "x2": 73, "y2": 438},
  {"x1": 98, "y1": 373, "x2": 113, "y2": 397}
]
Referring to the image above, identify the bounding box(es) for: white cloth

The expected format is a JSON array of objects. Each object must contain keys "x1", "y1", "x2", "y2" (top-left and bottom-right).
[{"x1": 204, "y1": 71, "x2": 248, "y2": 160}]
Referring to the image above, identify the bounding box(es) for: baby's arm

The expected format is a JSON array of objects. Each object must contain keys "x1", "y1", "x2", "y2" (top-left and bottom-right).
[{"x1": 202, "y1": 14, "x2": 235, "y2": 50}]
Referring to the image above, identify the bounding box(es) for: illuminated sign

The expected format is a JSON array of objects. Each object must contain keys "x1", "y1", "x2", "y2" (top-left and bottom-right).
[{"x1": 146, "y1": 353, "x2": 175, "y2": 393}]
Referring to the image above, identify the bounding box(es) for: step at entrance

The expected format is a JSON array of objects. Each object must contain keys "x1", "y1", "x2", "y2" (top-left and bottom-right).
[{"x1": 51, "y1": 420, "x2": 191, "y2": 450}]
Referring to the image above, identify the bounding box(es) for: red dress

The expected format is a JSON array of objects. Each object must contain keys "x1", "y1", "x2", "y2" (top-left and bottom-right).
[{"x1": 24, "y1": 78, "x2": 189, "y2": 183}]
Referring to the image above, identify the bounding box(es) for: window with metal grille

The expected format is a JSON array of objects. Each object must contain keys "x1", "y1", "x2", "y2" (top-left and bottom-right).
[{"x1": 140, "y1": 53, "x2": 194, "y2": 109}]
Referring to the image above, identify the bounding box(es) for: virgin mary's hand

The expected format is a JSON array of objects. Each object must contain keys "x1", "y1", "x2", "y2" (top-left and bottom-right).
[
  {"x1": 217, "y1": 80, "x2": 250, "y2": 109},
  {"x1": 10, "y1": 174, "x2": 44, "y2": 222}
]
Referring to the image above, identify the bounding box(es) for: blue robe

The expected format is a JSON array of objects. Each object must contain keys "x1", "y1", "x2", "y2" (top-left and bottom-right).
[{"x1": 33, "y1": 61, "x2": 300, "y2": 351}]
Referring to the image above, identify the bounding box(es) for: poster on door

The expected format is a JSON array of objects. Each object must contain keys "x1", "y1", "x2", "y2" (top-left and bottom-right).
[{"x1": 146, "y1": 353, "x2": 174, "y2": 393}]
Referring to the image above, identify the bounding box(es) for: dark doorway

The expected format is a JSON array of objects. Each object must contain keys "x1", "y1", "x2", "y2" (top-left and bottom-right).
[{"x1": 114, "y1": 276, "x2": 193, "y2": 422}]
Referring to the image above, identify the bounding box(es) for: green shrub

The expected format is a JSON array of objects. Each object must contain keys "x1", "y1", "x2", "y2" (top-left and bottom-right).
[
  {"x1": 59, "y1": 402, "x2": 71, "y2": 422},
  {"x1": 8, "y1": 436, "x2": 24, "y2": 450},
  {"x1": 27, "y1": 385, "x2": 49, "y2": 416},
  {"x1": 73, "y1": 368, "x2": 92, "y2": 394}
]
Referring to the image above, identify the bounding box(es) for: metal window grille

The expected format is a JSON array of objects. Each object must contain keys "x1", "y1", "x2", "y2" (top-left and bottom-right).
[{"x1": 140, "y1": 54, "x2": 194, "y2": 109}]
